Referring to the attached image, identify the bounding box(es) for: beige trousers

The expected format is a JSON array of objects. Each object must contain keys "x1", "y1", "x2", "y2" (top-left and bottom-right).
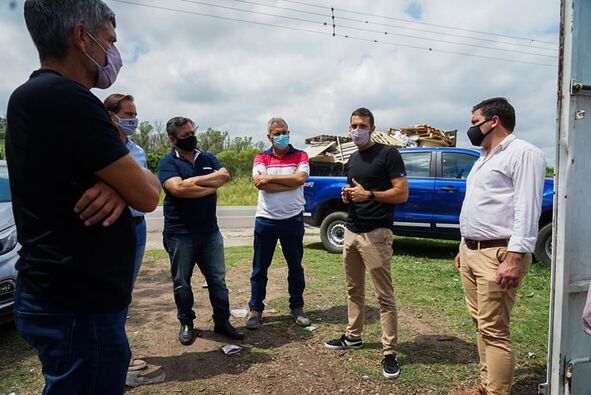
[
  {"x1": 459, "y1": 241, "x2": 531, "y2": 395},
  {"x1": 343, "y1": 227, "x2": 397, "y2": 354}
]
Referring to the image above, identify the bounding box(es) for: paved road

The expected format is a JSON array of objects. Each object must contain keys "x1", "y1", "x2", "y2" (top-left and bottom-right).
[
  {"x1": 145, "y1": 206, "x2": 320, "y2": 249},
  {"x1": 146, "y1": 206, "x2": 257, "y2": 233}
]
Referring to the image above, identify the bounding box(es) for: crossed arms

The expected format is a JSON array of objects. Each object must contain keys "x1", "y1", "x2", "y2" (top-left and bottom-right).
[
  {"x1": 75, "y1": 154, "x2": 161, "y2": 227},
  {"x1": 253, "y1": 171, "x2": 308, "y2": 192},
  {"x1": 163, "y1": 168, "x2": 231, "y2": 198}
]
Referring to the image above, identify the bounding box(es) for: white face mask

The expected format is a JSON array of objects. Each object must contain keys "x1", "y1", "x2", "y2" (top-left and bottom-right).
[
  {"x1": 351, "y1": 128, "x2": 370, "y2": 147},
  {"x1": 114, "y1": 113, "x2": 139, "y2": 136}
]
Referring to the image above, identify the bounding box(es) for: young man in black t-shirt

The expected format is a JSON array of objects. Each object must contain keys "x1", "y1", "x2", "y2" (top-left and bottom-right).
[
  {"x1": 6, "y1": 1, "x2": 160, "y2": 393},
  {"x1": 324, "y1": 108, "x2": 409, "y2": 379}
]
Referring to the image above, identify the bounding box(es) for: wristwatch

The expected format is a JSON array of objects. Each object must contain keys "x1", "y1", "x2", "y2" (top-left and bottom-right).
[{"x1": 369, "y1": 191, "x2": 376, "y2": 200}]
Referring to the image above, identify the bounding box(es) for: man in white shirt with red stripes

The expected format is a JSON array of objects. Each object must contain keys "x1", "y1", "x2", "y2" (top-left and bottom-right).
[
  {"x1": 245, "y1": 117, "x2": 312, "y2": 330},
  {"x1": 452, "y1": 97, "x2": 546, "y2": 395}
]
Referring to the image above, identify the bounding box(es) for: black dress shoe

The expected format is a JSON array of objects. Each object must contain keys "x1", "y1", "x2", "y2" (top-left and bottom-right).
[
  {"x1": 178, "y1": 322, "x2": 197, "y2": 346},
  {"x1": 214, "y1": 320, "x2": 245, "y2": 340}
]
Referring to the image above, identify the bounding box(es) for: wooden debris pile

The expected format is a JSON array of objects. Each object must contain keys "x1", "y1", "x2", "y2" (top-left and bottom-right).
[
  {"x1": 394, "y1": 125, "x2": 457, "y2": 148},
  {"x1": 305, "y1": 125, "x2": 456, "y2": 165}
]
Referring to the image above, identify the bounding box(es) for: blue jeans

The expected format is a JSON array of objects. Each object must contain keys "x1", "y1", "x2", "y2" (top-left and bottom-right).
[
  {"x1": 14, "y1": 278, "x2": 130, "y2": 395},
  {"x1": 249, "y1": 213, "x2": 306, "y2": 312},
  {"x1": 132, "y1": 217, "x2": 147, "y2": 287},
  {"x1": 163, "y1": 229, "x2": 230, "y2": 325}
]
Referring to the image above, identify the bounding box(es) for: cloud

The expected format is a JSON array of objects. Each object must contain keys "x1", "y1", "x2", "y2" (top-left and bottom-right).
[{"x1": 1, "y1": 0, "x2": 560, "y2": 163}]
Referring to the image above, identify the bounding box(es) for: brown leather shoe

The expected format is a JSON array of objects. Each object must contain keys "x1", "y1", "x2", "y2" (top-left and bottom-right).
[{"x1": 449, "y1": 387, "x2": 486, "y2": 395}]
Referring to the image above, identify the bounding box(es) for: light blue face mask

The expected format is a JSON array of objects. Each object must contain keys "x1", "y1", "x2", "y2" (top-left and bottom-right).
[
  {"x1": 114, "y1": 113, "x2": 139, "y2": 136},
  {"x1": 273, "y1": 134, "x2": 290, "y2": 149}
]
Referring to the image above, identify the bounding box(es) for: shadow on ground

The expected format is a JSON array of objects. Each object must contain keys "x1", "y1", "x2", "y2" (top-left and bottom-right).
[
  {"x1": 305, "y1": 237, "x2": 460, "y2": 260},
  {"x1": 396, "y1": 334, "x2": 478, "y2": 365}
]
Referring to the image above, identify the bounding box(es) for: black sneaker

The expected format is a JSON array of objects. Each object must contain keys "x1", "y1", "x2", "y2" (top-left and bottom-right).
[
  {"x1": 381, "y1": 354, "x2": 401, "y2": 379},
  {"x1": 324, "y1": 334, "x2": 363, "y2": 350}
]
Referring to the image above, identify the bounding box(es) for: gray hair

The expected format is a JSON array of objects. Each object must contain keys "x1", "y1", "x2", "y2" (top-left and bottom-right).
[
  {"x1": 166, "y1": 117, "x2": 196, "y2": 136},
  {"x1": 24, "y1": 0, "x2": 116, "y2": 61},
  {"x1": 267, "y1": 117, "x2": 289, "y2": 133}
]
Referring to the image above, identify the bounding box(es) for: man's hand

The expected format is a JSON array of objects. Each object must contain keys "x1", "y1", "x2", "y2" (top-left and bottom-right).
[
  {"x1": 454, "y1": 252, "x2": 461, "y2": 272},
  {"x1": 253, "y1": 172, "x2": 271, "y2": 188},
  {"x1": 496, "y1": 251, "x2": 525, "y2": 289},
  {"x1": 74, "y1": 181, "x2": 127, "y2": 227},
  {"x1": 344, "y1": 178, "x2": 371, "y2": 203},
  {"x1": 341, "y1": 183, "x2": 352, "y2": 203}
]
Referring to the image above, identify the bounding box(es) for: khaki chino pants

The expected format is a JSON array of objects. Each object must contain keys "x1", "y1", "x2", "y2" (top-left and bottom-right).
[
  {"x1": 459, "y1": 241, "x2": 531, "y2": 395},
  {"x1": 343, "y1": 227, "x2": 397, "y2": 354}
]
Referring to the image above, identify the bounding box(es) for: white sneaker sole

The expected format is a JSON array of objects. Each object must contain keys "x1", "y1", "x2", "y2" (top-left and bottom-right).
[
  {"x1": 383, "y1": 369, "x2": 400, "y2": 379},
  {"x1": 324, "y1": 342, "x2": 363, "y2": 350}
]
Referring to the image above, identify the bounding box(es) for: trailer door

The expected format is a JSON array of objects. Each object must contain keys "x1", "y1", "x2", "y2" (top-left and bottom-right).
[{"x1": 542, "y1": 1, "x2": 591, "y2": 394}]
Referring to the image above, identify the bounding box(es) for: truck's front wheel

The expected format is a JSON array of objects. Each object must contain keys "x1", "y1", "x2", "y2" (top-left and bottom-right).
[
  {"x1": 534, "y1": 222, "x2": 553, "y2": 267},
  {"x1": 320, "y1": 211, "x2": 347, "y2": 254}
]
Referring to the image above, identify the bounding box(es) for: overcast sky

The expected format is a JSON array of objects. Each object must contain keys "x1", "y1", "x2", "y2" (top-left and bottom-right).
[{"x1": 1, "y1": 0, "x2": 560, "y2": 163}]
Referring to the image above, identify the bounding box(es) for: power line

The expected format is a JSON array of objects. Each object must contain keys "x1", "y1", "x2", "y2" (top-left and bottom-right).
[
  {"x1": 177, "y1": 0, "x2": 328, "y2": 26},
  {"x1": 335, "y1": 22, "x2": 555, "y2": 58},
  {"x1": 225, "y1": 0, "x2": 557, "y2": 52},
  {"x1": 278, "y1": 0, "x2": 558, "y2": 46},
  {"x1": 175, "y1": 0, "x2": 556, "y2": 58},
  {"x1": 107, "y1": 0, "x2": 557, "y2": 67}
]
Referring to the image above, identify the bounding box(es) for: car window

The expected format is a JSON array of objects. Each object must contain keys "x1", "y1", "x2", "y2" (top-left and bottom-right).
[
  {"x1": 441, "y1": 153, "x2": 477, "y2": 179},
  {"x1": 401, "y1": 152, "x2": 431, "y2": 178},
  {"x1": 0, "y1": 166, "x2": 11, "y2": 202}
]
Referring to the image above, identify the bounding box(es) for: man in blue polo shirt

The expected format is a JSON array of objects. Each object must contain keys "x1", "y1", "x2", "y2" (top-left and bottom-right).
[{"x1": 158, "y1": 117, "x2": 244, "y2": 345}]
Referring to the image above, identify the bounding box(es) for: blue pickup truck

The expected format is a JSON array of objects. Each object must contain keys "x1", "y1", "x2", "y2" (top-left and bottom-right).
[{"x1": 303, "y1": 147, "x2": 555, "y2": 266}]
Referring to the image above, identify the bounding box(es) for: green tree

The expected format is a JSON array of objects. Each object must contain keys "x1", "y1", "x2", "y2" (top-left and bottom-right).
[
  {"x1": 546, "y1": 166, "x2": 554, "y2": 177},
  {"x1": 130, "y1": 121, "x2": 170, "y2": 172},
  {"x1": 217, "y1": 147, "x2": 260, "y2": 178},
  {"x1": 225, "y1": 136, "x2": 257, "y2": 152},
  {"x1": 196, "y1": 128, "x2": 228, "y2": 154}
]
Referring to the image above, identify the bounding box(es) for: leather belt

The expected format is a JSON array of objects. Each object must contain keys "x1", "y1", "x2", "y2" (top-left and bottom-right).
[
  {"x1": 133, "y1": 216, "x2": 145, "y2": 225},
  {"x1": 464, "y1": 238, "x2": 508, "y2": 250}
]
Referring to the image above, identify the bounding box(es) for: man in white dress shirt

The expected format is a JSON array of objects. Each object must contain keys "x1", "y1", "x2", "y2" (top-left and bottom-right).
[{"x1": 451, "y1": 97, "x2": 546, "y2": 395}]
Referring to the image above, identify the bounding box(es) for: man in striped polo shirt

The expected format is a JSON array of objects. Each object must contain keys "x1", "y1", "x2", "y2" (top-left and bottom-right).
[{"x1": 245, "y1": 117, "x2": 311, "y2": 330}]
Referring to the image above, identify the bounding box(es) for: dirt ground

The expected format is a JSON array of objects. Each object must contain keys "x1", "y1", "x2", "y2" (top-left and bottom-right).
[{"x1": 124, "y1": 251, "x2": 479, "y2": 395}]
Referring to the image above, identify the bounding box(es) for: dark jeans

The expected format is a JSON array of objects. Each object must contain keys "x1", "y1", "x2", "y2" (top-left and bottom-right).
[
  {"x1": 14, "y1": 278, "x2": 130, "y2": 395},
  {"x1": 249, "y1": 213, "x2": 306, "y2": 312},
  {"x1": 163, "y1": 229, "x2": 230, "y2": 325}
]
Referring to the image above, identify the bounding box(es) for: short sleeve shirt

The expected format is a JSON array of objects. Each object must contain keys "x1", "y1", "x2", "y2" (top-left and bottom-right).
[
  {"x1": 252, "y1": 145, "x2": 310, "y2": 220},
  {"x1": 6, "y1": 69, "x2": 136, "y2": 313},
  {"x1": 158, "y1": 149, "x2": 223, "y2": 233},
  {"x1": 346, "y1": 143, "x2": 406, "y2": 233}
]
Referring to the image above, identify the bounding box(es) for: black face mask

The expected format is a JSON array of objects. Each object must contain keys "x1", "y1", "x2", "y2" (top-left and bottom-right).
[
  {"x1": 175, "y1": 135, "x2": 197, "y2": 152},
  {"x1": 467, "y1": 119, "x2": 494, "y2": 146}
]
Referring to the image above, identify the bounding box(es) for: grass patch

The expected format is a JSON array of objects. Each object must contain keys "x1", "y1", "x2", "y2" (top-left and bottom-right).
[
  {"x1": 217, "y1": 176, "x2": 258, "y2": 206},
  {"x1": 0, "y1": 239, "x2": 550, "y2": 394},
  {"x1": 158, "y1": 176, "x2": 258, "y2": 206}
]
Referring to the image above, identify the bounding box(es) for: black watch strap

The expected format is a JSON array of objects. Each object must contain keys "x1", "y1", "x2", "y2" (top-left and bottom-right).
[{"x1": 370, "y1": 191, "x2": 376, "y2": 200}]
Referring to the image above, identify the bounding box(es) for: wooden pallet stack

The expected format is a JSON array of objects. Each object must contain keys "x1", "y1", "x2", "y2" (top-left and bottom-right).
[
  {"x1": 305, "y1": 125, "x2": 457, "y2": 165},
  {"x1": 393, "y1": 125, "x2": 457, "y2": 147},
  {"x1": 305, "y1": 131, "x2": 404, "y2": 163}
]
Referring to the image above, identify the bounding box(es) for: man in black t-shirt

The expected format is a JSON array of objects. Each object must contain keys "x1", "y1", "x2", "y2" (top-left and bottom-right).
[
  {"x1": 6, "y1": 1, "x2": 160, "y2": 393},
  {"x1": 324, "y1": 108, "x2": 409, "y2": 380}
]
